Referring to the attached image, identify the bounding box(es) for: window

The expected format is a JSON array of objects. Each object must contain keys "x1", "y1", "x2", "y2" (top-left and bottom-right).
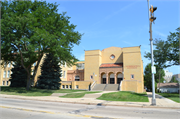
[
  {"x1": 66, "y1": 85, "x2": 68, "y2": 89},
  {"x1": 110, "y1": 54, "x2": 115, "y2": 60},
  {"x1": 76, "y1": 63, "x2": 84, "y2": 70},
  {"x1": 64, "y1": 62, "x2": 66, "y2": 67},
  {"x1": 131, "y1": 74, "x2": 134, "y2": 79},
  {"x1": 75, "y1": 76, "x2": 80, "y2": 81},
  {"x1": 4, "y1": 63, "x2": 7, "y2": 68},
  {"x1": 12, "y1": 62, "x2": 15, "y2": 67},
  {"x1": 61, "y1": 71, "x2": 63, "y2": 78},
  {"x1": 6, "y1": 81, "x2": 9, "y2": 85},
  {"x1": 63, "y1": 71, "x2": 66, "y2": 78},
  {"x1": 62, "y1": 85, "x2": 65, "y2": 89},
  {"x1": 90, "y1": 75, "x2": 93, "y2": 80},
  {"x1": 3, "y1": 81, "x2": 5, "y2": 85},
  {"x1": 33, "y1": 62, "x2": 36, "y2": 66},
  {"x1": 3, "y1": 71, "x2": 6, "y2": 78},
  {"x1": 76, "y1": 85, "x2": 79, "y2": 89},
  {"x1": 7, "y1": 71, "x2": 10, "y2": 78},
  {"x1": 69, "y1": 85, "x2": 72, "y2": 89},
  {"x1": 8, "y1": 62, "x2": 11, "y2": 67},
  {"x1": 32, "y1": 70, "x2": 34, "y2": 75}
]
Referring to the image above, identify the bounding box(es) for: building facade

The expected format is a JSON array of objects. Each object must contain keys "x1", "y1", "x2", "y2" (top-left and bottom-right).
[
  {"x1": 0, "y1": 46, "x2": 144, "y2": 93},
  {"x1": 163, "y1": 70, "x2": 173, "y2": 83},
  {"x1": 158, "y1": 83, "x2": 179, "y2": 93}
]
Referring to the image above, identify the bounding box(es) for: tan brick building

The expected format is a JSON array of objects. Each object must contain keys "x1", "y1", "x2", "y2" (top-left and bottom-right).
[{"x1": 0, "y1": 46, "x2": 144, "y2": 93}]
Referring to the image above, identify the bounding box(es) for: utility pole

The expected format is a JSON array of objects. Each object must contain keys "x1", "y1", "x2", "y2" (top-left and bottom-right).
[{"x1": 148, "y1": 0, "x2": 157, "y2": 105}]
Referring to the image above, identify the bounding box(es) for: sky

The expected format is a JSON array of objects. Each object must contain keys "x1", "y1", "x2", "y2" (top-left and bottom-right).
[{"x1": 46, "y1": 0, "x2": 180, "y2": 75}]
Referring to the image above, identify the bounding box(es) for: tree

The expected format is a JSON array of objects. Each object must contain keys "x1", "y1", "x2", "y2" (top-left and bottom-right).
[
  {"x1": 144, "y1": 27, "x2": 180, "y2": 68},
  {"x1": 170, "y1": 76, "x2": 179, "y2": 83},
  {"x1": 166, "y1": 27, "x2": 180, "y2": 66},
  {"x1": 1, "y1": 1, "x2": 82, "y2": 90},
  {"x1": 38, "y1": 53, "x2": 61, "y2": 89},
  {"x1": 9, "y1": 62, "x2": 28, "y2": 87},
  {"x1": 144, "y1": 63, "x2": 165, "y2": 90}
]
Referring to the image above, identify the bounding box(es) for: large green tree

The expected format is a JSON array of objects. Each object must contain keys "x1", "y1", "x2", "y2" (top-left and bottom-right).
[
  {"x1": 1, "y1": 1, "x2": 82, "y2": 90},
  {"x1": 144, "y1": 27, "x2": 180, "y2": 68},
  {"x1": 144, "y1": 63, "x2": 165, "y2": 90}
]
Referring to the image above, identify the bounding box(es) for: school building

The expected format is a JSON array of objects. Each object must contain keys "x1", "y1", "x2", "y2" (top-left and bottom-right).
[{"x1": 0, "y1": 46, "x2": 144, "y2": 93}]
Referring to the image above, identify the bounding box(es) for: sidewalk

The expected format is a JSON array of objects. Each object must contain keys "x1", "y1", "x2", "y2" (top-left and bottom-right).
[{"x1": 0, "y1": 91, "x2": 179, "y2": 109}]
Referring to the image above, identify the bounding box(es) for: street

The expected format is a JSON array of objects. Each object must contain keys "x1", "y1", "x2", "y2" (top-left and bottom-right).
[{"x1": 0, "y1": 97, "x2": 180, "y2": 119}]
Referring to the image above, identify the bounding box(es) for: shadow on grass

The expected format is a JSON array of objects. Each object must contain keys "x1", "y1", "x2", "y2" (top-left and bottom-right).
[
  {"x1": 157, "y1": 93, "x2": 180, "y2": 98},
  {"x1": 1, "y1": 86, "x2": 54, "y2": 96}
]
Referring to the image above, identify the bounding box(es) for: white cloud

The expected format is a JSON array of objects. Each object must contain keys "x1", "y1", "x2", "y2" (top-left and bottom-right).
[
  {"x1": 123, "y1": 41, "x2": 133, "y2": 46},
  {"x1": 92, "y1": 1, "x2": 138, "y2": 27},
  {"x1": 154, "y1": 30, "x2": 167, "y2": 38}
]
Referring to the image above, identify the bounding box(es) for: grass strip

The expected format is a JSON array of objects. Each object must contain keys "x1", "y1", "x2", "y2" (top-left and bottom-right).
[
  {"x1": 157, "y1": 93, "x2": 180, "y2": 103},
  {"x1": 97, "y1": 91, "x2": 149, "y2": 102},
  {"x1": 54, "y1": 89, "x2": 87, "y2": 93},
  {"x1": 60, "y1": 91, "x2": 101, "y2": 98},
  {"x1": 0, "y1": 86, "x2": 87, "y2": 96}
]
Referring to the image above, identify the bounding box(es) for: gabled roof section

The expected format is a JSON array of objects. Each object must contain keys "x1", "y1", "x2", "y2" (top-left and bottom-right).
[
  {"x1": 100, "y1": 63, "x2": 123, "y2": 68},
  {"x1": 158, "y1": 83, "x2": 179, "y2": 88},
  {"x1": 102, "y1": 46, "x2": 122, "y2": 51}
]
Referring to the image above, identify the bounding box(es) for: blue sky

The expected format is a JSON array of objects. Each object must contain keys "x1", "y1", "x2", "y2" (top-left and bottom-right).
[{"x1": 46, "y1": 0, "x2": 180, "y2": 75}]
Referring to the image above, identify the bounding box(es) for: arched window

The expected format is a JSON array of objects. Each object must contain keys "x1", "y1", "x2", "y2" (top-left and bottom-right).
[
  {"x1": 75, "y1": 76, "x2": 80, "y2": 81},
  {"x1": 102, "y1": 74, "x2": 106, "y2": 78},
  {"x1": 117, "y1": 73, "x2": 123, "y2": 84},
  {"x1": 117, "y1": 73, "x2": 123, "y2": 78},
  {"x1": 110, "y1": 74, "x2": 114, "y2": 78}
]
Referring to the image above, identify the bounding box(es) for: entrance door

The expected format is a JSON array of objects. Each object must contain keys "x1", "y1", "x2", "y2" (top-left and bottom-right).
[
  {"x1": 102, "y1": 78, "x2": 106, "y2": 84},
  {"x1": 117, "y1": 78, "x2": 123, "y2": 84},
  {"x1": 110, "y1": 78, "x2": 114, "y2": 84},
  {"x1": 109, "y1": 74, "x2": 115, "y2": 84}
]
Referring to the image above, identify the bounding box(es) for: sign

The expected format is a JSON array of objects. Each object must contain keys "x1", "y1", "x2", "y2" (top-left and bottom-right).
[
  {"x1": 125, "y1": 65, "x2": 140, "y2": 69},
  {"x1": 151, "y1": 66, "x2": 156, "y2": 74}
]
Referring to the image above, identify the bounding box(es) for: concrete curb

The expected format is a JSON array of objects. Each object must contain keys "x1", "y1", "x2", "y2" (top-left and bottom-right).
[{"x1": 1, "y1": 94, "x2": 179, "y2": 109}]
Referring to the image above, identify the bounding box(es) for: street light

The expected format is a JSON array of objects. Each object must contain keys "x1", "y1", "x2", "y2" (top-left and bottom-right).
[{"x1": 148, "y1": 0, "x2": 157, "y2": 105}]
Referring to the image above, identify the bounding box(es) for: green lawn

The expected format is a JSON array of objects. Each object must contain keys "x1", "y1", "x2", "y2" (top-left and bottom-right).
[
  {"x1": 157, "y1": 93, "x2": 180, "y2": 103},
  {"x1": 0, "y1": 86, "x2": 87, "y2": 96},
  {"x1": 97, "y1": 91, "x2": 149, "y2": 102},
  {"x1": 54, "y1": 89, "x2": 87, "y2": 93},
  {"x1": 60, "y1": 91, "x2": 101, "y2": 98}
]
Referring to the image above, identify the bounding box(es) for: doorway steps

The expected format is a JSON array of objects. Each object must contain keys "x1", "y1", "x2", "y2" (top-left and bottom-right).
[
  {"x1": 103, "y1": 84, "x2": 119, "y2": 91},
  {"x1": 91, "y1": 84, "x2": 106, "y2": 91},
  {"x1": 92, "y1": 84, "x2": 119, "y2": 91}
]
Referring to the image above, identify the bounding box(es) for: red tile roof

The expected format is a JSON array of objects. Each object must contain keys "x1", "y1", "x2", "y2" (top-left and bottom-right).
[{"x1": 100, "y1": 63, "x2": 123, "y2": 68}]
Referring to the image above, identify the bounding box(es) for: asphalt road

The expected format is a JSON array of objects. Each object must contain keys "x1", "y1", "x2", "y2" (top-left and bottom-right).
[{"x1": 0, "y1": 97, "x2": 180, "y2": 119}]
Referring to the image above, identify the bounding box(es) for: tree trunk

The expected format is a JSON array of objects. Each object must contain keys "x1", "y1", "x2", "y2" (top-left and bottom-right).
[
  {"x1": 26, "y1": 73, "x2": 31, "y2": 90},
  {"x1": 159, "y1": 70, "x2": 161, "y2": 92}
]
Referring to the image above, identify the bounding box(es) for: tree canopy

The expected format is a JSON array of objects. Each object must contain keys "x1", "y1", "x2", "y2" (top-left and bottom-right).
[
  {"x1": 144, "y1": 27, "x2": 180, "y2": 68},
  {"x1": 144, "y1": 63, "x2": 165, "y2": 90},
  {"x1": 1, "y1": 0, "x2": 82, "y2": 90}
]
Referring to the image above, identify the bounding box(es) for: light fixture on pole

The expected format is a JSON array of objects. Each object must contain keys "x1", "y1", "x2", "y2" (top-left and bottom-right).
[{"x1": 148, "y1": 0, "x2": 157, "y2": 105}]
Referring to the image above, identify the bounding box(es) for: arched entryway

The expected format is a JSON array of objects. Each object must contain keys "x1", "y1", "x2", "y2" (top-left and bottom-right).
[
  {"x1": 75, "y1": 76, "x2": 80, "y2": 81},
  {"x1": 101, "y1": 73, "x2": 106, "y2": 84},
  {"x1": 117, "y1": 73, "x2": 123, "y2": 84},
  {"x1": 109, "y1": 73, "x2": 115, "y2": 84}
]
